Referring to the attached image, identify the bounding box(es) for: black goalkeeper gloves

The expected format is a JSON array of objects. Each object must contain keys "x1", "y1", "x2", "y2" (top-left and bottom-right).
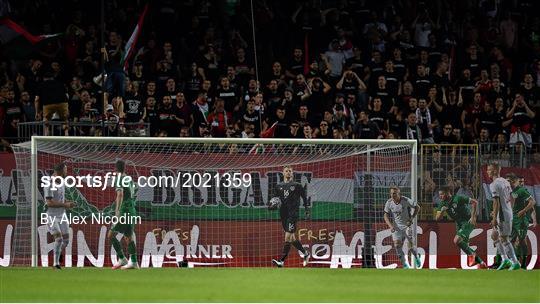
[{"x1": 305, "y1": 209, "x2": 311, "y2": 220}]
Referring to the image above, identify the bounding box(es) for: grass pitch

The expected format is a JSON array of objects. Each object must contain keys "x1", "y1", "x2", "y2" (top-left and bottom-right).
[{"x1": 0, "y1": 268, "x2": 539, "y2": 302}]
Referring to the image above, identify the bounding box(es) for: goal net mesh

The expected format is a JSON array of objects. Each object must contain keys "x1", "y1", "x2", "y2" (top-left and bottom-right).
[{"x1": 11, "y1": 139, "x2": 415, "y2": 268}]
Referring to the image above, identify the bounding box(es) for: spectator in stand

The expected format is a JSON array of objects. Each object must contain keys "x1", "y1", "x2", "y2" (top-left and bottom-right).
[
  {"x1": 461, "y1": 92, "x2": 483, "y2": 133},
  {"x1": 3, "y1": 89, "x2": 23, "y2": 130},
  {"x1": 285, "y1": 47, "x2": 305, "y2": 80},
  {"x1": 452, "y1": 128, "x2": 464, "y2": 144},
  {"x1": 232, "y1": 47, "x2": 255, "y2": 88},
  {"x1": 241, "y1": 98, "x2": 261, "y2": 135},
  {"x1": 370, "y1": 75, "x2": 395, "y2": 113},
  {"x1": 144, "y1": 96, "x2": 159, "y2": 136},
  {"x1": 336, "y1": 70, "x2": 367, "y2": 98},
  {"x1": 333, "y1": 127, "x2": 344, "y2": 139},
  {"x1": 495, "y1": 132, "x2": 510, "y2": 158},
  {"x1": 315, "y1": 120, "x2": 332, "y2": 139},
  {"x1": 173, "y1": 92, "x2": 193, "y2": 131},
  {"x1": 353, "y1": 110, "x2": 381, "y2": 139},
  {"x1": 474, "y1": 69, "x2": 492, "y2": 97},
  {"x1": 20, "y1": 91, "x2": 35, "y2": 122},
  {"x1": 477, "y1": 128, "x2": 493, "y2": 156},
  {"x1": 303, "y1": 77, "x2": 331, "y2": 120},
  {"x1": 322, "y1": 39, "x2": 347, "y2": 84},
  {"x1": 102, "y1": 31, "x2": 125, "y2": 101},
  {"x1": 403, "y1": 112, "x2": 422, "y2": 143},
  {"x1": 157, "y1": 95, "x2": 178, "y2": 136},
  {"x1": 487, "y1": 78, "x2": 508, "y2": 104},
  {"x1": 332, "y1": 104, "x2": 352, "y2": 138},
  {"x1": 263, "y1": 106, "x2": 289, "y2": 138},
  {"x1": 217, "y1": 76, "x2": 241, "y2": 114},
  {"x1": 264, "y1": 79, "x2": 282, "y2": 115},
  {"x1": 302, "y1": 124, "x2": 313, "y2": 139},
  {"x1": 519, "y1": 74, "x2": 540, "y2": 110},
  {"x1": 457, "y1": 69, "x2": 475, "y2": 105},
  {"x1": 100, "y1": 104, "x2": 120, "y2": 137},
  {"x1": 506, "y1": 93, "x2": 536, "y2": 147},
  {"x1": 288, "y1": 121, "x2": 301, "y2": 138},
  {"x1": 416, "y1": 98, "x2": 437, "y2": 143},
  {"x1": 412, "y1": 64, "x2": 431, "y2": 99},
  {"x1": 142, "y1": 81, "x2": 160, "y2": 105},
  {"x1": 184, "y1": 62, "x2": 204, "y2": 103},
  {"x1": 76, "y1": 100, "x2": 99, "y2": 136},
  {"x1": 437, "y1": 124, "x2": 456, "y2": 144},
  {"x1": 207, "y1": 98, "x2": 232, "y2": 138},
  {"x1": 269, "y1": 62, "x2": 286, "y2": 87},
  {"x1": 475, "y1": 101, "x2": 500, "y2": 137},
  {"x1": 296, "y1": 104, "x2": 315, "y2": 129},
  {"x1": 34, "y1": 71, "x2": 70, "y2": 135},
  {"x1": 368, "y1": 97, "x2": 388, "y2": 136},
  {"x1": 123, "y1": 83, "x2": 145, "y2": 133}
]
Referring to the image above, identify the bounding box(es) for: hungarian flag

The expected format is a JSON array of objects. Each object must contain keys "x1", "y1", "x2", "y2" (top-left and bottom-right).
[
  {"x1": 120, "y1": 4, "x2": 149, "y2": 70},
  {"x1": 0, "y1": 17, "x2": 62, "y2": 58},
  {"x1": 260, "y1": 121, "x2": 277, "y2": 138}
]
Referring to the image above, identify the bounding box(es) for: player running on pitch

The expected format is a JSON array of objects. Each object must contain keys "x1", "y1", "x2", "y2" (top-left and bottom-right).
[
  {"x1": 487, "y1": 162, "x2": 520, "y2": 270},
  {"x1": 44, "y1": 162, "x2": 75, "y2": 269},
  {"x1": 109, "y1": 160, "x2": 139, "y2": 269},
  {"x1": 435, "y1": 186, "x2": 487, "y2": 268},
  {"x1": 269, "y1": 165, "x2": 311, "y2": 267},
  {"x1": 507, "y1": 174, "x2": 535, "y2": 269},
  {"x1": 383, "y1": 186, "x2": 421, "y2": 269}
]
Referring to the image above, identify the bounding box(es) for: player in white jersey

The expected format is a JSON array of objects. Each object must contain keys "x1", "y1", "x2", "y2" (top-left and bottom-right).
[
  {"x1": 383, "y1": 186, "x2": 421, "y2": 269},
  {"x1": 487, "y1": 162, "x2": 520, "y2": 270},
  {"x1": 43, "y1": 162, "x2": 74, "y2": 269}
]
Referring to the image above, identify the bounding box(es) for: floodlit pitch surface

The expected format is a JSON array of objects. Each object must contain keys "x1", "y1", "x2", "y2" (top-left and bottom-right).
[{"x1": 0, "y1": 268, "x2": 539, "y2": 302}]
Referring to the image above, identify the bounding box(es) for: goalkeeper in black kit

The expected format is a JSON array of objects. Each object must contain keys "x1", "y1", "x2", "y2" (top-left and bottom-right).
[{"x1": 269, "y1": 165, "x2": 311, "y2": 267}]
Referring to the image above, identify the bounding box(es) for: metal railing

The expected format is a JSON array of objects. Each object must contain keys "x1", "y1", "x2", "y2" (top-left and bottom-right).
[
  {"x1": 17, "y1": 121, "x2": 151, "y2": 140},
  {"x1": 418, "y1": 143, "x2": 539, "y2": 222},
  {"x1": 419, "y1": 144, "x2": 480, "y2": 220},
  {"x1": 478, "y1": 142, "x2": 540, "y2": 167}
]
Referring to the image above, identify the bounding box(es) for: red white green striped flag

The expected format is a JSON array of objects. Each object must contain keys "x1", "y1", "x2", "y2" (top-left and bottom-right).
[
  {"x1": 120, "y1": 4, "x2": 149, "y2": 70},
  {"x1": 0, "y1": 17, "x2": 62, "y2": 58}
]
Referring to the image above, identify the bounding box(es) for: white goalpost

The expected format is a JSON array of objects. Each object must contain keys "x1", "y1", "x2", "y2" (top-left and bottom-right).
[{"x1": 12, "y1": 137, "x2": 417, "y2": 268}]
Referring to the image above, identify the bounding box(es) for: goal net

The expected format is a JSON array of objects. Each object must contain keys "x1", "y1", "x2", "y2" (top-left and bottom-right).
[{"x1": 11, "y1": 137, "x2": 417, "y2": 268}]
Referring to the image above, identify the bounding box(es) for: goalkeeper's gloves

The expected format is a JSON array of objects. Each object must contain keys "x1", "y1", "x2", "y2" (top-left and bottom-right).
[{"x1": 268, "y1": 197, "x2": 281, "y2": 210}]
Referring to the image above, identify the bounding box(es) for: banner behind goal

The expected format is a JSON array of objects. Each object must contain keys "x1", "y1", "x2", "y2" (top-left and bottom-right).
[{"x1": 12, "y1": 137, "x2": 417, "y2": 268}]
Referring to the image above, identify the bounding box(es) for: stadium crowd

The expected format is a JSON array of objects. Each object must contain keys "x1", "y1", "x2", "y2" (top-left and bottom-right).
[{"x1": 0, "y1": 0, "x2": 539, "y2": 150}]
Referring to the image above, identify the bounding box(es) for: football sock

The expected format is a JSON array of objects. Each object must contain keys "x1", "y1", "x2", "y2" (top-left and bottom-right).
[
  {"x1": 111, "y1": 237, "x2": 125, "y2": 260},
  {"x1": 395, "y1": 244, "x2": 406, "y2": 265},
  {"x1": 280, "y1": 242, "x2": 291, "y2": 262},
  {"x1": 53, "y1": 237, "x2": 63, "y2": 266},
  {"x1": 292, "y1": 240, "x2": 306, "y2": 256},
  {"x1": 495, "y1": 241, "x2": 508, "y2": 260},
  {"x1": 520, "y1": 242, "x2": 528, "y2": 266},
  {"x1": 457, "y1": 240, "x2": 474, "y2": 255},
  {"x1": 514, "y1": 243, "x2": 522, "y2": 263},
  {"x1": 494, "y1": 253, "x2": 501, "y2": 265},
  {"x1": 409, "y1": 246, "x2": 419, "y2": 258},
  {"x1": 502, "y1": 240, "x2": 518, "y2": 264},
  {"x1": 128, "y1": 240, "x2": 137, "y2": 263},
  {"x1": 61, "y1": 237, "x2": 69, "y2": 250}
]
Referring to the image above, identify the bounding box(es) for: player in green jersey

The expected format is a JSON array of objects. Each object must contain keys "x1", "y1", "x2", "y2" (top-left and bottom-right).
[
  {"x1": 435, "y1": 186, "x2": 486, "y2": 269},
  {"x1": 507, "y1": 174, "x2": 535, "y2": 269},
  {"x1": 109, "y1": 160, "x2": 139, "y2": 270},
  {"x1": 519, "y1": 177, "x2": 537, "y2": 229}
]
